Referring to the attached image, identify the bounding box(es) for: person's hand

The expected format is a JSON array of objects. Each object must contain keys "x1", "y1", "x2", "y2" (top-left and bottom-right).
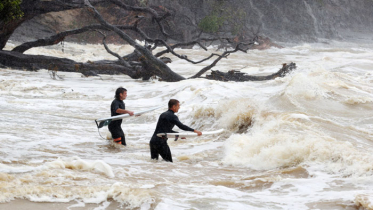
[
  {"x1": 194, "y1": 130, "x2": 202, "y2": 136},
  {"x1": 181, "y1": 137, "x2": 186, "y2": 139},
  {"x1": 128, "y1": 111, "x2": 134, "y2": 116}
]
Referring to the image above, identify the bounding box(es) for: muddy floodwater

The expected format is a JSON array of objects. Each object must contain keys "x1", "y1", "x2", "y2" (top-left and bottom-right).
[{"x1": 1, "y1": 40, "x2": 373, "y2": 209}]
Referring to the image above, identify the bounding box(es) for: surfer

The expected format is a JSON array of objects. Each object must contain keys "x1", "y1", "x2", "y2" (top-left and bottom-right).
[
  {"x1": 149, "y1": 99, "x2": 202, "y2": 162},
  {"x1": 108, "y1": 87, "x2": 134, "y2": 146}
]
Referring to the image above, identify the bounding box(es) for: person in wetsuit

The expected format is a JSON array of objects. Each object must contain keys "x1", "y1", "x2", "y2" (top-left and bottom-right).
[
  {"x1": 150, "y1": 99, "x2": 202, "y2": 162},
  {"x1": 108, "y1": 87, "x2": 134, "y2": 146}
]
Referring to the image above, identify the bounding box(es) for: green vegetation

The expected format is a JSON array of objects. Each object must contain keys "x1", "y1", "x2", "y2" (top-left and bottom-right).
[
  {"x1": 225, "y1": 8, "x2": 247, "y2": 35},
  {"x1": 198, "y1": 1, "x2": 225, "y2": 33},
  {"x1": 198, "y1": 0, "x2": 247, "y2": 35},
  {"x1": 138, "y1": 0, "x2": 148, "y2": 7},
  {"x1": 0, "y1": 0, "x2": 24, "y2": 22},
  {"x1": 316, "y1": 0, "x2": 325, "y2": 6},
  {"x1": 198, "y1": 14, "x2": 225, "y2": 33}
]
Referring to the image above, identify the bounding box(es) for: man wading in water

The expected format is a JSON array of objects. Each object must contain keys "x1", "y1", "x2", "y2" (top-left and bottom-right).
[
  {"x1": 150, "y1": 99, "x2": 202, "y2": 162},
  {"x1": 109, "y1": 87, "x2": 134, "y2": 146}
]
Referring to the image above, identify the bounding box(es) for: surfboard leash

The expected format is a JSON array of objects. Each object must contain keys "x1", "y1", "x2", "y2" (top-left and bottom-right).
[{"x1": 95, "y1": 120, "x2": 108, "y2": 140}]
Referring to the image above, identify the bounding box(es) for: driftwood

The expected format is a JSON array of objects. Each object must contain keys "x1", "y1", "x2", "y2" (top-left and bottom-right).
[{"x1": 206, "y1": 63, "x2": 296, "y2": 81}]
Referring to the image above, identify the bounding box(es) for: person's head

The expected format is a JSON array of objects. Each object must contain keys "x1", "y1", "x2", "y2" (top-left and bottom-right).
[
  {"x1": 115, "y1": 87, "x2": 127, "y2": 100},
  {"x1": 168, "y1": 99, "x2": 180, "y2": 113}
]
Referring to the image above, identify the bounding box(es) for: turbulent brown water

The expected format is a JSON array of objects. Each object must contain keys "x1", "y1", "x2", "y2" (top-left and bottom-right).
[{"x1": 0, "y1": 40, "x2": 373, "y2": 209}]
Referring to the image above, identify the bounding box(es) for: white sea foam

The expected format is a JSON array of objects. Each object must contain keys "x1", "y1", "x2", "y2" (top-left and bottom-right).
[
  {"x1": 223, "y1": 111, "x2": 373, "y2": 176},
  {"x1": 1, "y1": 40, "x2": 373, "y2": 209},
  {"x1": 355, "y1": 194, "x2": 373, "y2": 210},
  {"x1": 45, "y1": 157, "x2": 115, "y2": 178}
]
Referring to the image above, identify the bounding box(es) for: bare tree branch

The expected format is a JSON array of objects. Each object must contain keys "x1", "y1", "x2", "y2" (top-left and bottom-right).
[
  {"x1": 154, "y1": 41, "x2": 207, "y2": 58},
  {"x1": 189, "y1": 43, "x2": 253, "y2": 79},
  {"x1": 84, "y1": 0, "x2": 185, "y2": 81},
  {"x1": 12, "y1": 25, "x2": 107, "y2": 53},
  {"x1": 11, "y1": 23, "x2": 154, "y2": 53},
  {"x1": 95, "y1": 30, "x2": 131, "y2": 68}
]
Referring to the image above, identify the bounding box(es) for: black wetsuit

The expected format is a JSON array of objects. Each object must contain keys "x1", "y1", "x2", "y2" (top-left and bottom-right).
[
  {"x1": 150, "y1": 109, "x2": 194, "y2": 162},
  {"x1": 108, "y1": 99, "x2": 126, "y2": 145}
]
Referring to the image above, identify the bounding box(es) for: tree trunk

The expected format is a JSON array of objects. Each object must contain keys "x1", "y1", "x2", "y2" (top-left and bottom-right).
[
  {"x1": 0, "y1": 18, "x2": 28, "y2": 50},
  {"x1": 0, "y1": 50, "x2": 143, "y2": 77}
]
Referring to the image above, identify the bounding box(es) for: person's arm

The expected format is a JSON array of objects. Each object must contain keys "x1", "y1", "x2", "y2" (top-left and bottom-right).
[
  {"x1": 116, "y1": 108, "x2": 134, "y2": 116},
  {"x1": 173, "y1": 116, "x2": 195, "y2": 132}
]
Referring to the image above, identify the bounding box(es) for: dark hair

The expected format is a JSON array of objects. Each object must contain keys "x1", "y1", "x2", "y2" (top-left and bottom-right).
[
  {"x1": 115, "y1": 87, "x2": 127, "y2": 100},
  {"x1": 168, "y1": 99, "x2": 179, "y2": 109}
]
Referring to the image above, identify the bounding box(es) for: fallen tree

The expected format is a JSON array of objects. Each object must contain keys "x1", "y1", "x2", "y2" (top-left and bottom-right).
[
  {"x1": 206, "y1": 63, "x2": 296, "y2": 81},
  {"x1": 0, "y1": 0, "x2": 294, "y2": 82}
]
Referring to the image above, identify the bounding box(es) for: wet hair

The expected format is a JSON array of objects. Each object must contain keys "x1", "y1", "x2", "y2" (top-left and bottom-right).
[
  {"x1": 115, "y1": 87, "x2": 127, "y2": 100},
  {"x1": 168, "y1": 99, "x2": 179, "y2": 109}
]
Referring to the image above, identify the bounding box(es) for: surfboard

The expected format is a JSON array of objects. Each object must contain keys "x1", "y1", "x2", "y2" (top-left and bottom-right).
[
  {"x1": 95, "y1": 105, "x2": 164, "y2": 129},
  {"x1": 157, "y1": 129, "x2": 224, "y2": 140}
]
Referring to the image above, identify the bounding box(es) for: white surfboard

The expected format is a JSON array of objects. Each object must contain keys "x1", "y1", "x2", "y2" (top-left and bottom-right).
[
  {"x1": 157, "y1": 129, "x2": 224, "y2": 138},
  {"x1": 95, "y1": 105, "x2": 164, "y2": 128}
]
